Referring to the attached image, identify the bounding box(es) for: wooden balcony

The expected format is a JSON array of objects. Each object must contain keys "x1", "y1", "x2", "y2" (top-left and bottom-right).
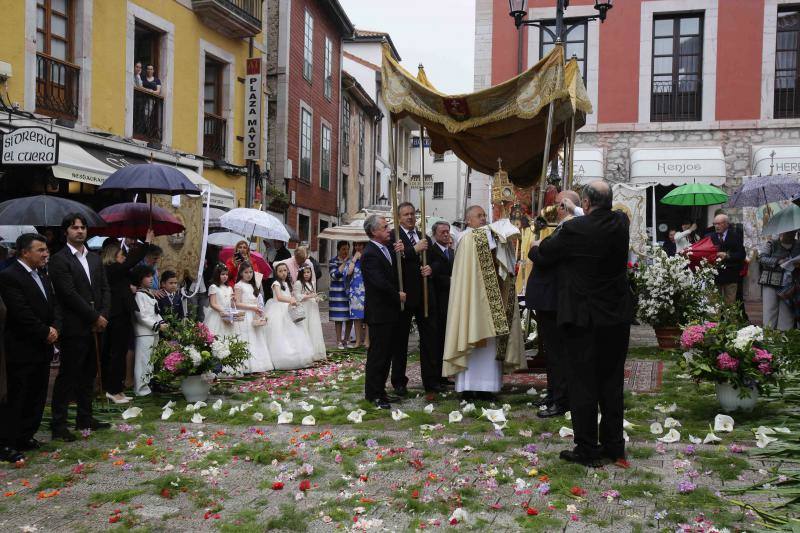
[
  {"x1": 192, "y1": 0, "x2": 262, "y2": 39},
  {"x1": 36, "y1": 53, "x2": 80, "y2": 121},
  {"x1": 203, "y1": 113, "x2": 227, "y2": 161}
]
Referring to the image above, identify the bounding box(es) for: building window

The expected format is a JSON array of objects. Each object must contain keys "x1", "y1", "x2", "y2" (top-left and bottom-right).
[
  {"x1": 433, "y1": 152, "x2": 444, "y2": 162},
  {"x1": 320, "y1": 124, "x2": 331, "y2": 190},
  {"x1": 775, "y1": 7, "x2": 800, "y2": 119},
  {"x1": 358, "y1": 182, "x2": 364, "y2": 210},
  {"x1": 540, "y1": 19, "x2": 587, "y2": 81},
  {"x1": 341, "y1": 98, "x2": 350, "y2": 166},
  {"x1": 323, "y1": 37, "x2": 333, "y2": 100},
  {"x1": 358, "y1": 112, "x2": 365, "y2": 175},
  {"x1": 36, "y1": 0, "x2": 79, "y2": 120},
  {"x1": 376, "y1": 118, "x2": 382, "y2": 153},
  {"x1": 132, "y1": 22, "x2": 164, "y2": 144},
  {"x1": 303, "y1": 10, "x2": 313, "y2": 82},
  {"x1": 342, "y1": 173, "x2": 349, "y2": 213},
  {"x1": 650, "y1": 14, "x2": 703, "y2": 122},
  {"x1": 319, "y1": 220, "x2": 330, "y2": 262},
  {"x1": 467, "y1": 181, "x2": 472, "y2": 198},
  {"x1": 298, "y1": 213, "x2": 310, "y2": 244},
  {"x1": 203, "y1": 57, "x2": 226, "y2": 161},
  {"x1": 300, "y1": 107, "x2": 312, "y2": 182},
  {"x1": 433, "y1": 182, "x2": 444, "y2": 199}
]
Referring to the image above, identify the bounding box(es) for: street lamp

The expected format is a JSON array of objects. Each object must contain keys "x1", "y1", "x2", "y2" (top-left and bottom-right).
[{"x1": 508, "y1": 0, "x2": 613, "y2": 45}]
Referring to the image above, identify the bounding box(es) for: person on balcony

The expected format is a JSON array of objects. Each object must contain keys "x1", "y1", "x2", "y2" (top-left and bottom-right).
[
  {"x1": 142, "y1": 65, "x2": 161, "y2": 95},
  {"x1": 134, "y1": 62, "x2": 143, "y2": 87}
]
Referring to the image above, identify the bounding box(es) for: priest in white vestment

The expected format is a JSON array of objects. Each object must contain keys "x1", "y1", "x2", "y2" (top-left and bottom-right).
[{"x1": 442, "y1": 206, "x2": 525, "y2": 400}]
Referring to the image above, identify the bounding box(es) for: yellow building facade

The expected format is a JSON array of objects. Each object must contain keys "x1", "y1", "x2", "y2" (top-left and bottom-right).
[{"x1": 0, "y1": 0, "x2": 269, "y2": 207}]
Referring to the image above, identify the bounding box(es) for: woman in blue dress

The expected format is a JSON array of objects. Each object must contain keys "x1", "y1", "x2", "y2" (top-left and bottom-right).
[
  {"x1": 328, "y1": 241, "x2": 352, "y2": 349},
  {"x1": 347, "y1": 242, "x2": 367, "y2": 348}
]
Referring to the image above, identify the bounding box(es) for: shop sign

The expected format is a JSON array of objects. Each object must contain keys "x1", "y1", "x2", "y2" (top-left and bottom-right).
[
  {"x1": 1, "y1": 127, "x2": 59, "y2": 165},
  {"x1": 244, "y1": 57, "x2": 262, "y2": 161},
  {"x1": 411, "y1": 137, "x2": 431, "y2": 148}
]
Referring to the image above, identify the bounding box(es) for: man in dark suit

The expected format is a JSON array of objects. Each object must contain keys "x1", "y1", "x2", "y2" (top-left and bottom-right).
[
  {"x1": 390, "y1": 202, "x2": 439, "y2": 395},
  {"x1": 361, "y1": 215, "x2": 406, "y2": 409},
  {"x1": 49, "y1": 214, "x2": 111, "y2": 441},
  {"x1": 0, "y1": 234, "x2": 61, "y2": 462},
  {"x1": 533, "y1": 181, "x2": 634, "y2": 468},
  {"x1": 705, "y1": 214, "x2": 746, "y2": 305},
  {"x1": 427, "y1": 221, "x2": 454, "y2": 389}
]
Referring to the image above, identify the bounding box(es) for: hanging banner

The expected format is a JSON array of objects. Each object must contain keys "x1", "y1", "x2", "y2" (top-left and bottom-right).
[
  {"x1": 612, "y1": 183, "x2": 649, "y2": 257},
  {"x1": 1, "y1": 127, "x2": 59, "y2": 165},
  {"x1": 244, "y1": 57, "x2": 262, "y2": 161}
]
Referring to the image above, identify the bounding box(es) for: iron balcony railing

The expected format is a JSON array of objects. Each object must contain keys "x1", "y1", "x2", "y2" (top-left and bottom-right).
[
  {"x1": 133, "y1": 87, "x2": 164, "y2": 145},
  {"x1": 650, "y1": 79, "x2": 702, "y2": 122},
  {"x1": 36, "y1": 53, "x2": 80, "y2": 121},
  {"x1": 203, "y1": 113, "x2": 227, "y2": 161},
  {"x1": 220, "y1": 0, "x2": 262, "y2": 25},
  {"x1": 775, "y1": 74, "x2": 800, "y2": 119}
]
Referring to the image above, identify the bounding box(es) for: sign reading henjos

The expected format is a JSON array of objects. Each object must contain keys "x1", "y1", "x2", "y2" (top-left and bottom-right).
[
  {"x1": 1, "y1": 127, "x2": 59, "y2": 165},
  {"x1": 245, "y1": 58, "x2": 262, "y2": 161}
]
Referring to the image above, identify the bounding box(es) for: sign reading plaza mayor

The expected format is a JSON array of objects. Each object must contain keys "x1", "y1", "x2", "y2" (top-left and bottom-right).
[
  {"x1": 244, "y1": 57, "x2": 262, "y2": 161},
  {"x1": 1, "y1": 127, "x2": 59, "y2": 165}
]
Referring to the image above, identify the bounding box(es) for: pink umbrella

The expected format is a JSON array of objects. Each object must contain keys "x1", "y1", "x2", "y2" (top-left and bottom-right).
[
  {"x1": 218, "y1": 247, "x2": 272, "y2": 278},
  {"x1": 94, "y1": 202, "x2": 184, "y2": 239}
]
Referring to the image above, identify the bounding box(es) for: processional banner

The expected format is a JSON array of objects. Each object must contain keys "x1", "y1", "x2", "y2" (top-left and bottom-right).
[{"x1": 612, "y1": 183, "x2": 649, "y2": 257}]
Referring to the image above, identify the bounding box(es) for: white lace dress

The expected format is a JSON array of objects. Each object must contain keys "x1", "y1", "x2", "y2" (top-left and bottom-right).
[
  {"x1": 264, "y1": 281, "x2": 314, "y2": 370},
  {"x1": 203, "y1": 284, "x2": 235, "y2": 339},
  {"x1": 293, "y1": 280, "x2": 327, "y2": 362},
  {"x1": 234, "y1": 281, "x2": 273, "y2": 373}
]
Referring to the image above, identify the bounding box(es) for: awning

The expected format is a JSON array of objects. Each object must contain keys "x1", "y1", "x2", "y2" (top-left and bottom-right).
[
  {"x1": 51, "y1": 141, "x2": 117, "y2": 186},
  {"x1": 177, "y1": 167, "x2": 236, "y2": 209},
  {"x1": 571, "y1": 147, "x2": 604, "y2": 184},
  {"x1": 752, "y1": 145, "x2": 800, "y2": 175},
  {"x1": 630, "y1": 147, "x2": 726, "y2": 186}
]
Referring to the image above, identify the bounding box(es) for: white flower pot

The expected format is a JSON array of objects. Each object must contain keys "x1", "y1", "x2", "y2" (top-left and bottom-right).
[
  {"x1": 715, "y1": 382, "x2": 759, "y2": 413},
  {"x1": 181, "y1": 375, "x2": 211, "y2": 403}
]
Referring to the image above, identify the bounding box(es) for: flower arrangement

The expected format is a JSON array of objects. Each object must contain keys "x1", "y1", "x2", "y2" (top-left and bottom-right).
[
  {"x1": 680, "y1": 321, "x2": 784, "y2": 396},
  {"x1": 149, "y1": 317, "x2": 249, "y2": 385},
  {"x1": 632, "y1": 248, "x2": 719, "y2": 328}
]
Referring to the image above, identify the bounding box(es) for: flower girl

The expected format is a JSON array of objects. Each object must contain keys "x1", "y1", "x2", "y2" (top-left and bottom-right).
[
  {"x1": 265, "y1": 263, "x2": 314, "y2": 369},
  {"x1": 293, "y1": 265, "x2": 327, "y2": 361},
  {"x1": 234, "y1": 262, "x2": 273, "y2": 373},
  {"x1": 131, "y1": 265, "x2": 168, "y2": 396},
  {"x1": 203, "y1": 264, "x2": 235, "y2": 338}
]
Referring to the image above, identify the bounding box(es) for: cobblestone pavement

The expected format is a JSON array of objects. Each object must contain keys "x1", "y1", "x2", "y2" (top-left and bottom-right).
[{"x1": 0, "y1": 324, "x2": 792, "y2": 532}]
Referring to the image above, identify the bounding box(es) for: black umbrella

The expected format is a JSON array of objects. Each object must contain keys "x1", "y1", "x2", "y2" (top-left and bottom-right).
[
  {"x1": 0, "y1": 195, "x2": 105, "y2": 227},
  {"x1": 97, "y1": 163, "x2": 201, "y2": 195}
]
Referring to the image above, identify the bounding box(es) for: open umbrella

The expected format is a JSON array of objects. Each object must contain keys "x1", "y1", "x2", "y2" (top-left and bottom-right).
[
  {"x1": 218, "y1": 247, "x2": 272, "y2": 276},
  {"x1": 208, "y1": 231, "x2": 255, "y2": 247},
  {"x1": 219, "y1": 208, "x2": 290, "y2": 242},
  {"x1": 318, "y1": 220, "x2": 369, "y2": 242},
  {"x1": 0, "y1": 225, "x2": 37, "y2": 244},
  {"x1": 98, "y1": 163, "x2": 201, "y2": 195},
  {"x1": 94, "y1": 202, "x2": 184, "y2": 239},
  {"x1": 762, "y1": 204, "x2": 800, "y2": 236},
  {"x1": 793, "y1": 190, "x2": 800, "y2": 207},
  {"x1": 0, "y1": 195, "x2": 105, "y2": 227},
  {"x1": 661, "y1": 183, "x2": 728, "y2": 206},
  {"x1": 727, "y1": 174, "x2": 800, "y2": 208}
]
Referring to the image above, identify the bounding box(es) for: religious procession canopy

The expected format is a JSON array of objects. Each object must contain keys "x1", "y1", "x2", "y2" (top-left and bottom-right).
[{"x1": 381, "y1": 44, "x2": 592, "y2": 187}]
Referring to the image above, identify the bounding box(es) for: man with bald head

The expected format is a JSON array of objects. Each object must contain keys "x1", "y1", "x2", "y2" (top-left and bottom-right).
[
  {"x1": 705, "y1": 213, "x2": 745, "y2": 304},
  {"x1": 532, "y1": 180, "x2": 634, "y2": 468}
]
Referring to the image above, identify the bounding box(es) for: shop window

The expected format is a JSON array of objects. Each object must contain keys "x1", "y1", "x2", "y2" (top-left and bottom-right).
[
  {"x1": 36, "y1": 0, "x2": 80, "y2": 120},
  {"x1": 433, "y1": 182, "x2": 444, "y2": 199},
  {"x1": 300, "y1": 107, "x2": 312, "y2": 182},
  {"x1": 775, "y1": 6, "x2": 800, "y2": 118},
  {"x1": 203, "y1": 57, "x2": 226, "y2": 161},
  {"x1": 650, "y1": 14, "x2": 703, "y2": 122}
]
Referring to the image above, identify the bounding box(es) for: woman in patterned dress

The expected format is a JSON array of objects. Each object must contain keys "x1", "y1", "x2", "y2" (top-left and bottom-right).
[
  {"x1": 346, "y1": 242, "x2": 367, "y2": 349},
  {"x1": 328, "y1": 241, "x2": 352, "y2": 349}
]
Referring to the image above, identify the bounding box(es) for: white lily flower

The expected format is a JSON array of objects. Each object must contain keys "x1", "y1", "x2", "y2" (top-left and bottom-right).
[
  {"x1": 664, "y1": 417, "x2": 681, "y2": 428},
  {"x1": 423, "y1": 404, "x2": 434, "y2": 414},
  {"x1": 449, "y1": 411, "x2": 463, "y2": 423},
  {"x1": 228, "y1": 406, "x2": 240, "y2": 416},
  {"x1": 650, "y1": 422, "x2": 664, "y2": 434},
  {"x1": 774, "y1": 427, "x2": 791, "y2": 434},
  {"x1": 252, "y1": 412, "x2": 264, "y2": 422},
  {"x1": 298, "y1": 401, "x2": 314, "y2": 412},
  {"x1": 122, "y1": 406, "x2": 142, "y2": 420},
  {"x1": 277, "y1": 411, "x2": 293, "y2": 424},
  {"x1": 756, "y1": 432, "x2": 778, "y2": 448},
  {"x1": 462, "y1": 403, "x2": 476, "y2": 414},
  {"x1": 185, "y1": 404, "x2": 196, "y2": 412},
  {"x1": 703, "y1": 432, "x2": 722, "y2": 444},
  {"x1": 193, "y1": 401, "x2": 207, "y2": 410},
  {"x1": 449, "y1": 508, "x2": 469, "y2": 524},
  {"x1": 622, "y1": 419, "x2": 635, "y2": 429},
  {"x1": 502, "y1": 403, "x2": 512, "y2": 413},
  {"x1": 191, "y1": 412, "x2": 205, "y2": 424},
  {"x1": 754, "y1": 426, "x2": 775, "y2": 435},
  {"x1": 161, "y1": 407, "x2": 173, "y2": 420},
  {"x1": 714, "y1": 414, "x2": 734, "y2": 433},
  {"x1": 321, "y1": 405, "x2": 337, "y2": 413},
  {"x1": 564, "y1": 411, "x2": 572, "y2": 420},
  {"x1": 268, "y1": 401, "x2": 283, "y2": 414},
  {"x1": 481, "y1": 408, "x2": 506, "y2": 423},
  {"x1": 347, "y1": 409, "x2": 366, "y2": 424},
  {"x1": 688, "y1": 435, "x2": 702, "y2": 444},
  {"x1": 212, "y1": 399, "x2": 223, "y2": 411},
  {"x1": 657, "y1": 429, "x2": 681, "y2": 443},
  {"x1": 391, "y1": 409, "x2": 409, "y2": 421},
  {"x1": 623, "y1": 430, "x2": 629, "y2": 442},
  {"x1": 162, "y1": 400, "x2": 176, "y2": 410},
  {"x1": 654, "y1": 403, "x2": 677, "y2": 414},
  {"x1": 559, "y1": 426, "x2": 574, "y2": 438},
  {"x1": 301, "y1": 415, "x2": 316, "y2": 426}
]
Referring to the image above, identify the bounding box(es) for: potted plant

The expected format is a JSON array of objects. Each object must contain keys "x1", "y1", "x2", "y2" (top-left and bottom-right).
[
  {"x1": 265, "y1": 184, "x2": 289, "y2": 211},
  {"x1": 149, "y1": 318, "x2": 250, "y2": 402},
  {"x1": 632, "y1": 248, "x2": 719, "y2": 349},
  {"x1": 680, "y1": 321, "x2": 784, "y2": 412}
]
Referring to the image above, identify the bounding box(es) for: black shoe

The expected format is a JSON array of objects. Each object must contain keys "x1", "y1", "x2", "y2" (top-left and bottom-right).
[
  {"x1": 77, "y1": 419, "x2": 111, "y2": 431},
  {"x1": 394, "y1": 387, "x2": 409, "y2": 397},
  {"x1": 16, "y1": 438, "x2": 41, "y2": 451},
  {"x1": 424, "y1": 384, "x2": 445, "y2": 394},
  {"x1": 537, "y1": 405, "x2": 567, "y2": 419},
  {"x1": 384, "y1": 394, "x2": 402, "y2": 403},
  {"x1": 52, "y1": 428, "x2": 77, "y2": 442},
  {"x1": 533, "y1": 395, "x2": 553, "y2": 407},
  {"x1": 371, "y1": 398, "x2": 391, "y2": 409},
  {"x1": 559, "y1": 449, "x2": 606, "y2": 468},
  {"x1": 0, "y1": 446, "x2": 24, "y2": 463},
  {"x1": 460, "y1": 391, "x2": 476, "y2": 401},
  {"x1": 439, "y1": 378, "x2": 455, "y2": 388}
]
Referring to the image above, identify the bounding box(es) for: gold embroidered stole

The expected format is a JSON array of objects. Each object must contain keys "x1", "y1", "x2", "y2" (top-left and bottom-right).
[{"x1": 473, "y1": 230, "x2": 509, "y2": 360}]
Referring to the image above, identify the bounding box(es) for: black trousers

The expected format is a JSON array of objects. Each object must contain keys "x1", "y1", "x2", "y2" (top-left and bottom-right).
[
  {"x1": 392, "y1": 305, "x2": 440, "y2": 391},
  {"x1": 365, "y1": 321, "x2": 396, "y2": 400},
  {"x1": 51, "y1": 334, "x2": 97, "y2": 431},
  {"x1": 0, "y1": 358, "x2": 50, "y2": 447},
  {"x1": 101, "y1": 318, "x2": 132, "y2": 395},
  {"x1": 537, "y1": 311, "x2": 568, "y2": 409},
  {"x1": 562, "y1": 322, "x2": 630, "y2": 460}
]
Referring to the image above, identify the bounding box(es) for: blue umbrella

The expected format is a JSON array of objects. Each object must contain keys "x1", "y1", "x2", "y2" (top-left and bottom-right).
[
  {"x1": 727, "y1": 174, "x2": 800, "y2": 208},
  {"x1": 97, "y1": 163, "x2": 200, "y2": 195},
  {"x1": 0, "y1": 195, "x2": 105, "y2": 227}
]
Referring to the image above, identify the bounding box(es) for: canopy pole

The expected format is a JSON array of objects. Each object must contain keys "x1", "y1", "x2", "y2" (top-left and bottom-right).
[
  {"x1": 651, "y1": 185, "x2": 657, "y2": 246},
  {"x1": 536, "y1": 102, "x2": 556, "y2": 214},
  {"x1": 566, "y1": 114, "x2": 576, "y2": 190},
  {"x1": 388, "y1": 117, "x2": 405, "y2": 310},
  {"x1": 418, "y1": 125, "x2": 429, "y2": 318}
]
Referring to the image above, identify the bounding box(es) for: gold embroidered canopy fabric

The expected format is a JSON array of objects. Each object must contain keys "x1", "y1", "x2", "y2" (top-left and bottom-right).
[{"x1": 381, "y1": 45, "x2": 593, "y2": 187}]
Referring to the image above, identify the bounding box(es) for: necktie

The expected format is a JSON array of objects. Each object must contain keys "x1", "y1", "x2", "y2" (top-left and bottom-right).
[
  {"x1": 408, "y1": 230, "x2": 416, "y2": 245},
  {"x1": 381, "y1": 245, "x2": 392, "y2": 264},
  {"x1": 31, "y1": 269, "x2": 47, "y2": 300},
  {"x1": 446, "y1": 248, "x2": 452, "y2": 261}
]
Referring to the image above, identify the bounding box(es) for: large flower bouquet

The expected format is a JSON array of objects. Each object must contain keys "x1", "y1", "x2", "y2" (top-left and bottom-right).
[
  {"x1": 149, "y1": 317, "x2": 249, "y2": 385},
  {"x1": 632, "y1": 248, "x2": 719, "y2": 327},
  {"x1": 680, "y1": 321, "x2": 784, "y2": 396}
]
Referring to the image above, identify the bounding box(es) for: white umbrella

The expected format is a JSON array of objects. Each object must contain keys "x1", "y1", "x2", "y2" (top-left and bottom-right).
[
  {"x1": 219, "y1": 208, "x2": 290, "y2": 242},
  {"x1": 318, "y1": 220, "x2": 369, "y2": 242},
  {"x1": 208, "y1": 231, "x2": 255, "y2": 248},
  {"x1": 208, "y1": 207, "x2": 228, "y2": 229},
  {"x1": 0, "y1": 225, "x2": 37, "y2": 243}
]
